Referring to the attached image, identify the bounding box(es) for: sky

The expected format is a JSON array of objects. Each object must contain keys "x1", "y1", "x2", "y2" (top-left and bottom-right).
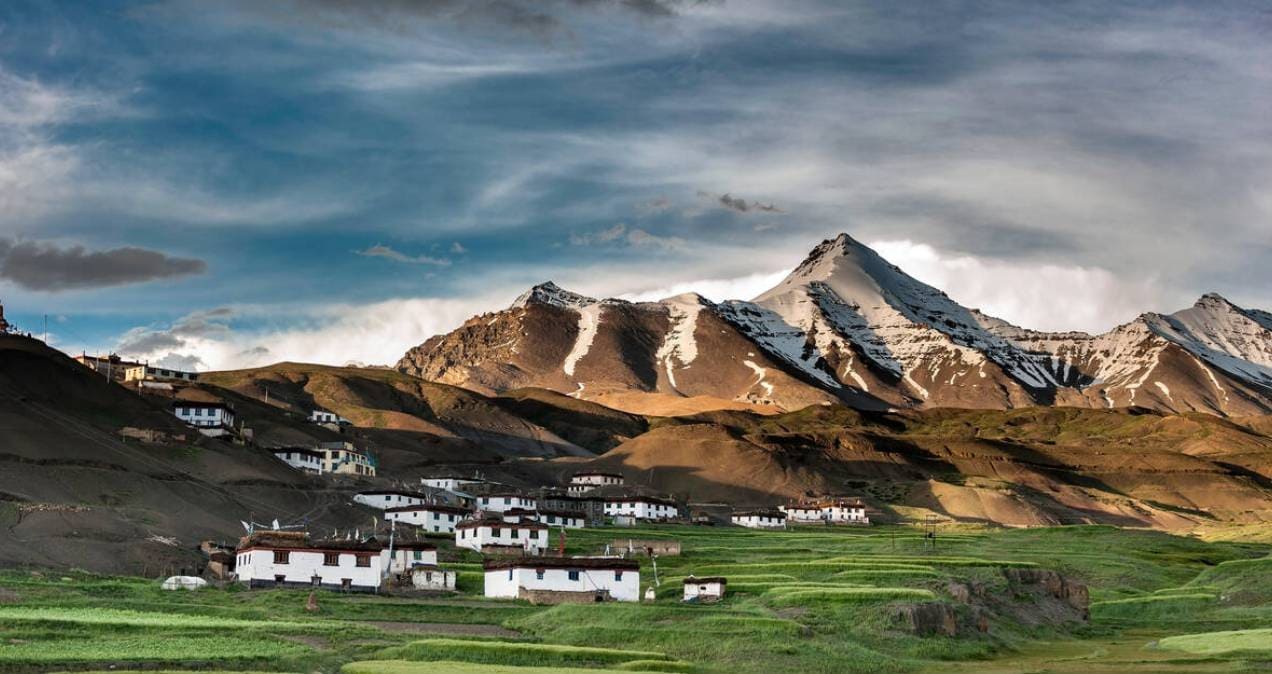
[{"x1": 1, "y1": 1, "x2": 1270, "y2": 370}]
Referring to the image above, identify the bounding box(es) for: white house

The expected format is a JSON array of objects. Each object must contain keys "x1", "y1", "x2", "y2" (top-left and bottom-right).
[
  {"x1": 411, "y1": 565, "x2": 456, "y2": 591},
  {"x1": 271, "y1": 448, "x2": 324, "y2": 474},
  {"x1": 172, "y1": 401, "x2": 235, "y2": 437},
  {"x1": 483, "y1": 557, "x2": 641, "y2": 602},
  {"x1": 567, "y1": 471, "x2": 624, "y2": 495},
  {"x1": 455, "y1": 517, "x2": 548, "y2": 554},
  {"x1": 385, "y1": 504, "x2": 471, "y2": 533},
  {"x1": 476, "y1": 493, "x2": 537, "y2": 514},
  {"x1": 386, "y1": 541, "x2": 438, "y2": 575},
  {"x1": 309, "y1": 409, "x2": 350, "y2": 426},
  {"x1": 822, "y1": 499, "x2": 870, "y2": 524},
  {"x1": 422, "y1": 476, "x2": 488, "y2": 491},
  {"x1": 354, "y1": 491, "x2": 429, "y2": 511},
  {"x1": 317, "y1": 442, "x2": 376, "y2": 477},
  {"x1": 778, "y1": 503, "x2": 823, "y2": 523},
  {"x1": 731, "y1": 509, "x2": 788, "y2": 529},
  {"x1": 234, "y1": 531, "x2": 383, "y2": 593},
  {"x1": 682, "y1": 576, "x2": 726, "y2": 602},
  {"x1": 780, "y1": 498, "x2": 870, "y2": 525},
  {"x1": 603, "y1": 496, "x2": 679, "y2": 522}
]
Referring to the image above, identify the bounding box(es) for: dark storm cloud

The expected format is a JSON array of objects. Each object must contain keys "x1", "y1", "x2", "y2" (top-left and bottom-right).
[
  {"x1": 0, "y1": 239, "x2": 207, "y2": 292},
  {"x1": 701, "y1": 192, "x2": 783, "y2": 214}
]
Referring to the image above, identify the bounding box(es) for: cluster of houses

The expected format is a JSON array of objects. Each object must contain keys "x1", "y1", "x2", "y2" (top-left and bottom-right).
[{"x1": 224, "y1": 465, "x2": 874, "y2": 606}]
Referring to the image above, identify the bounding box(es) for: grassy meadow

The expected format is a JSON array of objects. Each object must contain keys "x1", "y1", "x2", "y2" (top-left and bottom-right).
[{"x1": 1, "y1": 523, "x2": 1270, "y2": 673}]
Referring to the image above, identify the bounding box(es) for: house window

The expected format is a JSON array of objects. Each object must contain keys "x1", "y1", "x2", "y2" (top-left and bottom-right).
[
  {"x1": 508, "y1": 569, "x2": 513, "y2": 580},
  {"x1": 356, "y1": 555, "x2": 371, "y2": 567},
  {"x1": 324, "y1": 552, "x2": 339, "y2": 566},
  {"x1": 274, "y1": 575, "x2": 285, "y2": 585},
  {"x1": 568, "y1": 570, "x2": 580, "y2": 581},
  {"x1": 341, "y1": 578, "x2": 352, "y2": 590},
  {"x1": 615, "y1": 571, "x2": 623, "y2": 581},
  {"x1": 413, "y1": 550, "x2": 423, "y2": 561},
  {"x1": 273, "y1": 550, "x2": 290, "y2": 564},
  {"x1": 493, "y1": 528, "x2": 503, "y2": 538},
  {"x1": 535, "y1": 569, "x2": 545, "y2": 580}
]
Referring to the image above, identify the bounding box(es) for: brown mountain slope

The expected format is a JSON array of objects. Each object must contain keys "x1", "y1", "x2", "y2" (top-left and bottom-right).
[
  {"x1": 555, "y1": 405, "x2": 1272, "y2": 529},
  {"x1": 0, "y1": 336, "x2": 370, "y2": 574}
]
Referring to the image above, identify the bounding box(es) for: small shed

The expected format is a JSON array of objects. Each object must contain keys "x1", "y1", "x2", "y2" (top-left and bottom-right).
[
  {"x1": 161, "y1": 576, "x2": 207, "y2": 591},
  {"x1": 410, "y1": 564, "x2": 456, "y2": 591},
  {"x1": 682, "y1": 575, "x2": 726, "y2": 603}
]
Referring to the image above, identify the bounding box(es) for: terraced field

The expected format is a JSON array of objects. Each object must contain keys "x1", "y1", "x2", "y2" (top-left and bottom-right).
[{"x1": 1, "y1": 524, "x2": 1269, "y2": 673}]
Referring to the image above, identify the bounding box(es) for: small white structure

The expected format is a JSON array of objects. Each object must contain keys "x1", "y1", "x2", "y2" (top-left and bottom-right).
[
  {"x1": 234, "y1": 532, "x2": 383, "y2": 593},
  {"x1": 125, "y1": 365, "x2": 198, "y2": 383},
  {"x1": 386, "y1": 542, "x2": 438, "y2": 574},
  {"x1": 731, "y1": 509, "x2": 788, "y2": 529},
  {"x1": 317, "y1": 442, "x2": 376, "y2": 477},
  {"x1": 682, "y1": 576, "x2": 726, "y2": 603},
  {"x1": 476, "y1": 493, "x2": 537, "y2": 514},
  {"x1": 422, "y1": 476, "x2": 488, "y2": 491},
  {"x1": 172, "y1": 401, "x2": 235, "y2": 437},
  {"x1": 160, "y1": 576, "x2": 207, "y2": 591},
  {"x1": 271, "y1": 448, "x2": 324, "y2": 474},
  {"x1": 529, "y1": 509, "x2": 586, "y2": 529},
  {"x1": 483, "y1": 557, "x2": 641, "y2": 603},
  {"x1": 354, "y1": 491, "x2": 428, "y2": 511},
  {"x1": 309, "y1": 409, "x2": 350, "y2": 426},
  {"x1": 455, "y1": 517, "x2": 548, "y2": 554},
  {"x1": 385, "y1": 504, "x2": 470, "y2": 533},
  {"x1": 567, "y1": 471, "x2": 625, "y2": 495},
  {"x1": 603, "y1": 496, "x2": 679, "y2": 522},
  {"x1": 411, "y1": 565, "x2": 456, "y2": 591}
]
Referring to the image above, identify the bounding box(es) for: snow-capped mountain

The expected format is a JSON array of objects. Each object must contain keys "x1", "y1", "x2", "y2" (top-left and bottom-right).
[{"x1": 397, "y1": 234, "x2": 1272, "y2": 416}]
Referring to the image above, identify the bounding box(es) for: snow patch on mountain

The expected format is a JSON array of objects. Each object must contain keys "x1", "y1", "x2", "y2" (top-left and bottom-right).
[
  {"x1": 562, "y1": 304, "x2": 603, "y2": 377},
  {"x1": 654, "y1": 293, "x2": 705, "y2": 389}
]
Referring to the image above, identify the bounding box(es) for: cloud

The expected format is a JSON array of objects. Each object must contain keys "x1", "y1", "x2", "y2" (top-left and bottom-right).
[
  {"x1": 450, "y1": 241, "x2": 467, "y2": 253},
  {"x1": 0, "y1": 238, "x2": 207, "y2": 292},
  {"x1": 702, "y1": 191, "x2": 782, "y2": 214},
  {"x1": 355, "y1": 244, "x2": 451, "y2": 266},
  {"x1": 116, "y1": 307, "x2": 235, "y2": 359},
  {"x1": 617, "y1": 269, "x2": 790, "y2": 303},
  {"x1": 569, "y1": 223, "x2": 686, "y2": 251}
]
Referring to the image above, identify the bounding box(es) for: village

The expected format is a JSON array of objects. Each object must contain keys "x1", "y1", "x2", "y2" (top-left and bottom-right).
[{"x1": 68, "y1": 351, "x2": 874, "y2": 605}]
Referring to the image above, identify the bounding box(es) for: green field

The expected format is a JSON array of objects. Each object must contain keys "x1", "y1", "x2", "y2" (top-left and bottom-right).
[{"x1": 1, "y1": 523, "x2": 1270, "y2": 673}]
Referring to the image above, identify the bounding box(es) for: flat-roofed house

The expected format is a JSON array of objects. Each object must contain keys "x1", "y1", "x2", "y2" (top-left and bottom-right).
[
  {"x1": 603, "y1": 496, "x2": 679, "y2": 522},
  {"x1": 731, "y1": 509, "x2": 788, "y2": 529},
  {"x1": 172, "y1": 401, "x2": 235, "y2": 438},
  {"x1": 234, "y1": 531, "x2": 383, "y2": 593},
  {"x1": 483, "y1": 557, "x2": 640, "y2": 603},
  {"x1": 384, "y1": 504, "x2": 471, "y2": 533},
  {"x1": 779, "y1": 502, "x2": 823, "y2": 523},
  {"x1": 317, "y1": 442, "x2": 376, "y2": 477},
  {"x1": 455, "y1": 517, "x2": 548, "y2": 554},
  {"x1": 567, "y1": 471, "x2": 625, "y2": 495},
  {"x1": 74, "y1": 353, "x2": 142, "y2": 382},
  {"x1": 271, "y1": 448, "x2": 324, "y2": 474},
  {"x1": 476, "y1": 493, "x2": 536, "y2": 514},
  {"x1": 354, "y1": 490, "x2": 429, "y2": 510},
  {"x1": 386, "y1": 541, "x2": 438, "y2": 575},
  {"x1": 779, "y1": 498, "x2": 870, "y2": 525},
  {"x1": 125, "y1": 364, "x2": 198, "y2": 383}
]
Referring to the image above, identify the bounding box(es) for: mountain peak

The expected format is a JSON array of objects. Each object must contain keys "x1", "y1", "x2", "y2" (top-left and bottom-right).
[
  {"x1": 1195, "y1": 292, "x2": 1238, "y2": 310},
  {"x1": 511, "y1": 282, "x2": 598, "y2": 309}
]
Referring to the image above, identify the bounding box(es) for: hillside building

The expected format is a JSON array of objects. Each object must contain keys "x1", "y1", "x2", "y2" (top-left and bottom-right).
[
  {"x1": 411, "y1": 565, "x2": 456, "y2": 591},
  {"x1": 318, "y1": 442, "x2": 376, "y2": 477},
  {"x1": 780, "y1": 498, "x2": 869, "y2": 525},
  {"x1": 455, "y1": 517, "x2": 548, "y2": 554},
  {"x1": 483, "y1": 557, "x2": 641, "y2": 603},
  {"x1": 309, "y1": 409, "x2": 350, "y2": 426},
  {"x1": 384, "y1": 504, "x2": 471, "y2": 533},
  {"x1": 385, "y1": 541, "x2": 438, "y2": 575},
  {"x1": 73, "y1": 353, "x2": 142, "y2": 382},
  {"x1": 124, "y1": 364, "x2": 198, "y2": 383},
  {"x1": 271, "y1": 448, "x2": 324, "y2": 474},
  {"x1": 172, "y1": 401, "x2": 235, "y2": 438},
  {"x1": 234, "y1": 531, "x2": 383, "y2": 593},
  {"x1": 354, "y1": 490, "x2": 429, "y2": 510},
  {"x1": 731, "y1": 509, "x2": 788, "y2": 529},
  {"x1": 567, "y1": 471, "x2": 625, "y2": 495},
  {"x1": 422, "y1": 475, "x2": 490, "y2": 491},
  {"x1": 476, "y1": 493, "x2": 536, "y2": 514}
]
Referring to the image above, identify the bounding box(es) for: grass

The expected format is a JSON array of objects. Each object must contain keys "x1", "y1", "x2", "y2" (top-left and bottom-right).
[
  {"x1": 3, "y1": 522, "x2": 1271, "y2": 674},
  {"x1": 385, "y1": 638, "x2": 671, "y2": 667},
  {"x1": 1157, "y1": 628, "x2": 1272, "y2": 656}
]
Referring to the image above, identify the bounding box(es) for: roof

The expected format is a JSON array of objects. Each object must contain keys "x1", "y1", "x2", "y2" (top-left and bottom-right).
[
  {"x1": 484, "y1": 556, "x2": 639, "y2": 572},
  {"x1": 480, "y1": 492, "x2": 534, "y2": 499},
  {"x1": 456, "y1": 517, "x2": 547, "y2": 531},
  {"x1": 385, "y1": 504, "x2": 472, "y2": 515},
  {"x1": 236, "y1": 531, "x2": 382, "y2": 552},
  {"x1": 172, "y1": 400, "x2": 231, "y2": 410},
  {"x1": 532, "y1": 509, "x2": 585, "y2": 519},
  {"x1": 392, "y1": 541, "x2": 438, "y2": 550},
  {"x1": 357, "y1": 490, "x2": 429, "y2": 499},
  {"x1": 571, "y1": 471, "x2": 625, "y2": 479},
  {"x1": 683, "y1": 576, "x2": 728, "y2": 585},
  {"x1": 604, "y1": 495, "x2": 678, "y2": 507},
  {"x1": 733, "y1": 509, "x2": 787, "y2": 518},
  {"x1": 272, "y1": 448, "x2": 324, "y2": 459}
]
